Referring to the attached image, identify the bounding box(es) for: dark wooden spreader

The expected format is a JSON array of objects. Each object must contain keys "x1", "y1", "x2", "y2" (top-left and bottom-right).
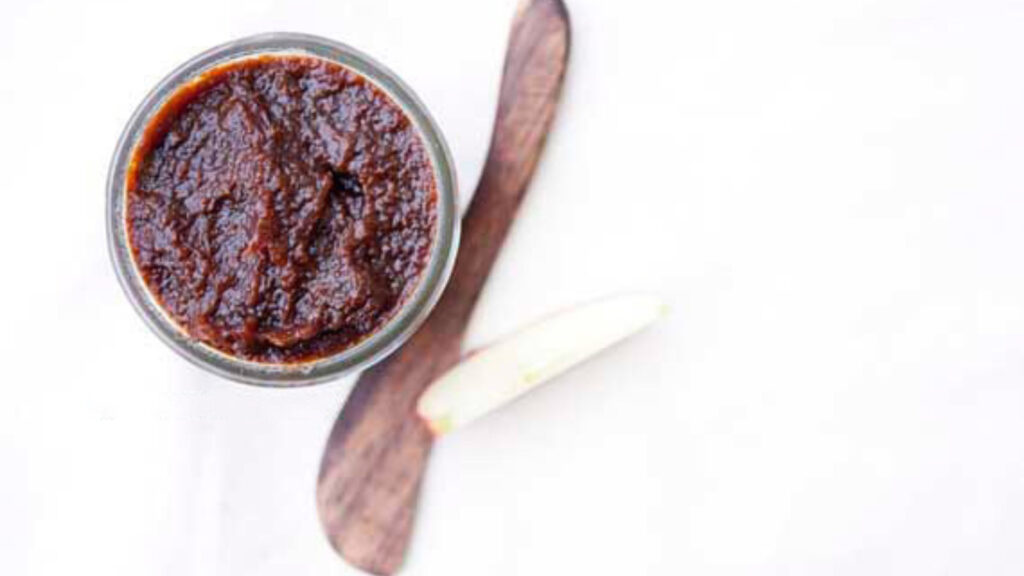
[{"x1": 315, "y1": 0, "x2": 571, "y2": 573}]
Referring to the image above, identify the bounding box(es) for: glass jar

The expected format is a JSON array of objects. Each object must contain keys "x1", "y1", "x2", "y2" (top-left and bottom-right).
[{"x1": 106, "y1": 32, "x2": 459, "y2": 387}]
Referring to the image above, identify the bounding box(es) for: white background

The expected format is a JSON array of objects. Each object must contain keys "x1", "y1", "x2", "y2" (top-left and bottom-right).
[{"x1": 2, "y1": 0, "x2": 1024, "y2": 573}]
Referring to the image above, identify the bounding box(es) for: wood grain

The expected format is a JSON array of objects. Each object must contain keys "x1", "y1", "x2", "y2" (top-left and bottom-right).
[{"x1": 315, "y1": 1, "x2": 570, "y2": 573}]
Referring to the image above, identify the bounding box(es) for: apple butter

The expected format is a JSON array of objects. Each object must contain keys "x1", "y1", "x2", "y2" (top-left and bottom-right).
[{"x1": 125, "y1": 55, "x2": 438, "y2": 363}]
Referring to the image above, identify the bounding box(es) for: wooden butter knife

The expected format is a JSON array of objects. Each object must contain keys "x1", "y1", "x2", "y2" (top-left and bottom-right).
[{"x1": 315, "y1": 1, "x2": 571, "y2": 573}]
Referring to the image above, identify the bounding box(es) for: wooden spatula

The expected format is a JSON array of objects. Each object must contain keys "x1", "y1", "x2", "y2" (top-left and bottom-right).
[{"x1": 315, "y1": 1, "x2": 571, "y2": 573}]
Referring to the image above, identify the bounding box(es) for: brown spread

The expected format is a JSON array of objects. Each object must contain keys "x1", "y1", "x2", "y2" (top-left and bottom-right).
[{"x1": 125, "y1": 55, "x2": 438, "y2": 363}]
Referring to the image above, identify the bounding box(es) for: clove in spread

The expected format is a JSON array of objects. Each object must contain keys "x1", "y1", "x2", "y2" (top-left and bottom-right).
[{"x1": 125, "y1": 55, "x2": 438, "y2": 363}]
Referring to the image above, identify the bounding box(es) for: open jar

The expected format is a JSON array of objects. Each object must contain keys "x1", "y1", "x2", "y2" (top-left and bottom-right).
[{"x1": 107, "y1": 33, "x2": 459, "y2": 386}]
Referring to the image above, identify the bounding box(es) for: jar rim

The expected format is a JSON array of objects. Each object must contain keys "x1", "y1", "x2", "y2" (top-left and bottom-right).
[{"x1": 106, "y1": 32, "x2": 460, "y2": 387}]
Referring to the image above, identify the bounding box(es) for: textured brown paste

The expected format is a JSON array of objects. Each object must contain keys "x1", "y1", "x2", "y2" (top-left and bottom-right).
[{"x1": 126, "y1": 55, "x2": 438, "y2": 363}]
